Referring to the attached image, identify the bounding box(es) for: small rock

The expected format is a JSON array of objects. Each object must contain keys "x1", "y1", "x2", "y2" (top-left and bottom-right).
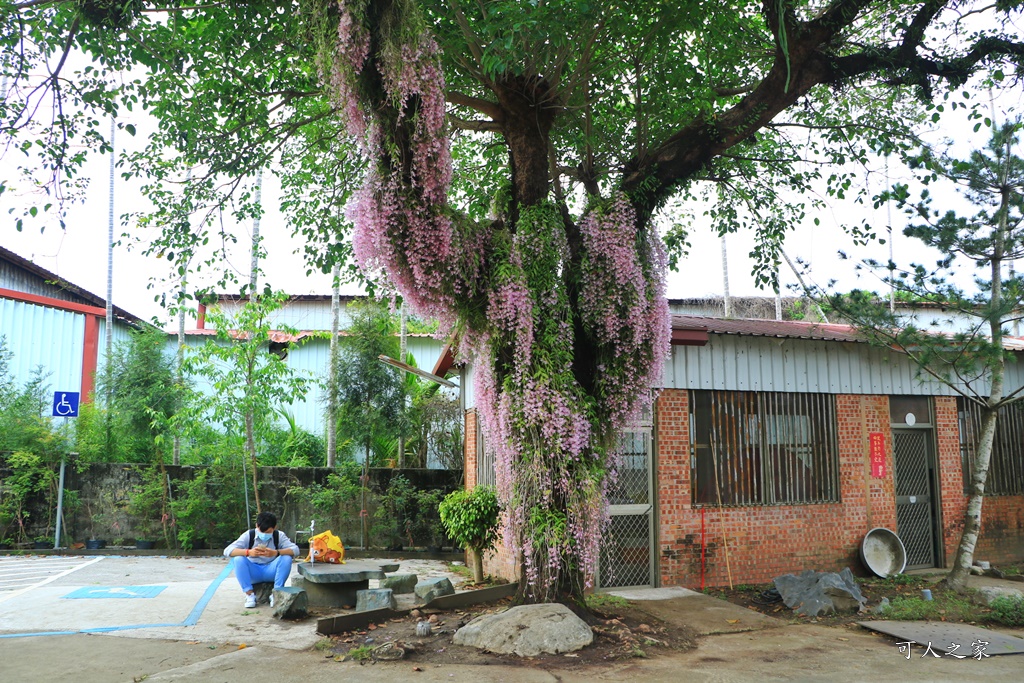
[
  {"x1": 984, "y1": 567, "x2": 1006, "y2": 579},
  {"x1": 356, "y1": 588, "x2": 397, "y2": 612},
  {"x1": 411, "y1": 609, "x2": 422, "y2": 618},
  {"x1": 272, "y1": 587, "x2": 308, "y2": 620},
  {"x1": 415, "y1": 577, "x2": 455, "y2": 603},
  {"x1": 381, "y1": 573, "x2": 419, "y2": 594},
  {"x1": 970, "y1": 566, "x2": 985, "y2": 575},
  {"x1": 428, "y1": 614, "x2": 439, "y2": 624}
]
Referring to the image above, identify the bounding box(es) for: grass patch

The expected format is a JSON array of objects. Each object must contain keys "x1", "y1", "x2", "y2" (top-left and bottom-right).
[
  {"x1": 987, "y1": 596, "x2": 1024, "y2": 627},
  {"x1": 446, "y1": 562, "x2": 472, "y2": 580},
  {"x1": 347, "y1": 645, "x2": 374, "y2": 661},
  {"x1": 586, "y1": 593, "x2": 629, "y2": 610},
  {"x1": 313, "y1": 637, "x2": 334, "y2": 651},
  {"x1": 882, "y1": 591, "x2": 982, "y2": 622}
]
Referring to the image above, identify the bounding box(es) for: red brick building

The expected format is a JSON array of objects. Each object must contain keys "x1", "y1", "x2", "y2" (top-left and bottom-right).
[{"x1": 460, "y1": 316, "x2": 1024, "y2": 589}]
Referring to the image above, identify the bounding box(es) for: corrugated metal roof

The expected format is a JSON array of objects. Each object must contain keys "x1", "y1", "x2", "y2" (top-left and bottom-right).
[
  {"x1": 1004, "y1": 336, "x2": 1024, "y2": 351},
  {"x1": 672, "y1": 315, "x2": 1024, "y2": 352},
  {"x1": 0, "y1": 246, "x2": 147, "y2": 324},
  {"x1": 672, "y1": 315, "x2": 867, "y2": 343}
]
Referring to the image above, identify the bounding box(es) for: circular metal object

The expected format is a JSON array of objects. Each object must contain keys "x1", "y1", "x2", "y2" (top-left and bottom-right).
[{"x1": 860, "y1": 527, "x2": 908, "y2": 578}]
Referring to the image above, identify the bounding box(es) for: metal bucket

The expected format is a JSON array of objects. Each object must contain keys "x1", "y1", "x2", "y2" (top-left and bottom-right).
[{"x1": 859, "y1": 527, "x2": 907, "y2": 578}]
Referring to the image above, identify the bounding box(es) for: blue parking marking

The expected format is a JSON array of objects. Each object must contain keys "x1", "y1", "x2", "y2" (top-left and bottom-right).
[
  {"x1": 63, "y1": 585, "x2": 167, "y2": 599},
  {"x1": 1, "y1": 562, "x2": 233, "y2": 639}
]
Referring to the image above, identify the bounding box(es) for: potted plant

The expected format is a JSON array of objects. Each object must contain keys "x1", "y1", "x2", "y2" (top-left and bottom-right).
[{"x1": 84, "y1": 503, "x2": 109, "y2": 549}]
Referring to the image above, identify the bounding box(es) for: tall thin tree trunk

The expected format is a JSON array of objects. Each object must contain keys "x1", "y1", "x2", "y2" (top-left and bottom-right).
[
  {"x1": 327, "y1": 261, "x2": 341, "y2": 467},
  {"x1": 398, "y1": 301, "x2": 407, "y2": 468},
  {"x1": 104, "y1": 116, "x2": 116, "y2": 456},
  {"x1": 721, "y1": 235, "x2": 732, "y2": 318},
  {"x1": 173, "y1": 275, "x2": 185, "y2": 466},
  {"x1": 943, "y1": 143, "x2": 1011, "y2": 592},
  {"x1": 246, "y1": 171, "x2": 263, "y2": 511}
]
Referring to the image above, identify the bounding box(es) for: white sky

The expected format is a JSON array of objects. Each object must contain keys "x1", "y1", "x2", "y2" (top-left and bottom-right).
[{"x1": 2, "y1": 83, "x2": 1021, "y2": 328}]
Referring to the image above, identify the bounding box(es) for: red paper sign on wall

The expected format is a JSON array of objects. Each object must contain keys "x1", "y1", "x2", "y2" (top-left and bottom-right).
[{"x1": 869, "y1": 432, "x2": 887, "y2": 478}]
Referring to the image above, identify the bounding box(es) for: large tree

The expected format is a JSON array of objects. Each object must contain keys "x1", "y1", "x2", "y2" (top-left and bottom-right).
[{"x1": 2, "y1": 1, "x2": 1023, "y2": 601}]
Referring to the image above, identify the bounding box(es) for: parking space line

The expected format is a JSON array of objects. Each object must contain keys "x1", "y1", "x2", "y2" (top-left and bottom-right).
[
  {"x1": 0, "y1": 557, "x2": 105, "y2": 605},
  {"x1": 0, "y1": 559, "x2": 234, "y2": 638}
]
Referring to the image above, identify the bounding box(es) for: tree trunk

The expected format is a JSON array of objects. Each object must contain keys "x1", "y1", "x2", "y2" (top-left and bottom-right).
[
  {"x1": 942, "y1": 166, "x2": 1010, "y2": 592},
  {"x1": 327, "y1": 261, "x2": 341, "y2": 467},
  {"x1": 246, "y1": 411, "x2": 261, "y2": 513},
  {"x1": 943, "y1": 406, "x2": 997, "y2": 591},
  {"x1": 470, "y1": 548, "x2": 484, "y2": 584}
]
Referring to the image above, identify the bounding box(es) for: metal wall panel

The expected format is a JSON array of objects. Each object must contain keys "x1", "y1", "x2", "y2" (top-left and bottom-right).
[
  {"x1": 0, "y1": 261, "x2": 96, "y2": 307},
  {"x1": 0, "y1": 298, "x2": 85, "y2": 394},
  {"x1": 664, "y1": 336, "x2": 980, "y2": 396}
]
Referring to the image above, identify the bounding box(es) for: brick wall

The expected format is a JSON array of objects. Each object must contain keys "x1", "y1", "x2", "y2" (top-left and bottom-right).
[
  {"x1": 463, "y1": 390, "x2": 1024, "y2": 590},
  {"x1": 657, "y1": 390, "x2": 900, "y2": 587},
  {"x1": 934, "y1": 396, "x2": 1024, "y2": 565},
  {"x1": 462, "y1": 408, "x2": 520, "y2": 583}
]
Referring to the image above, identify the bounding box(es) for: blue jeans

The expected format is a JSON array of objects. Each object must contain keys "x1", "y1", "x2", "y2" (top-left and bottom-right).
[{"x1": 232, "y1": 555, "x2": 293, "y2": 593}]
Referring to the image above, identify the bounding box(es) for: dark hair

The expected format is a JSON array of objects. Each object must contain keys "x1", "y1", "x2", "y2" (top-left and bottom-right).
[{"x1": 256, "y1": 511, "x2": 277, "y2": 532}]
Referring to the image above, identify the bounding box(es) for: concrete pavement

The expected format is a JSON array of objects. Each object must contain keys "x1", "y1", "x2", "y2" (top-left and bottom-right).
[{"x1": 1, "y1": 554, "x2": 1022, "y2": 682}]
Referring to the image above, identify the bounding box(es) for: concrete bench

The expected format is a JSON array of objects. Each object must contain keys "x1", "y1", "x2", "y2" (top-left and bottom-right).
[{"x1": 290, "y1": 560, "x2": 398, "y2": 609}]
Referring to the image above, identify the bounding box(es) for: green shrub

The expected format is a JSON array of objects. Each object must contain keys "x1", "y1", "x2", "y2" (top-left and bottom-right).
[
  {"x1": 988, "y1": 596, "x2": 1024, "y2": 627},
  {"x1": 372, "y1": 474, "x2": 417, "y2": 549},
  {"x1": 292, "y1": 460, "x2": 365, "y2": 545},
  {"x1": 439, "y1": 486, "x2": 500, "y2": 582}
]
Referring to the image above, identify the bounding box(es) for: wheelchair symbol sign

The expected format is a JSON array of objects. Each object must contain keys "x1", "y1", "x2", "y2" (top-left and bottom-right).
[{"x1": 52, "y1": 391, "x2": 80, "y2": 417}]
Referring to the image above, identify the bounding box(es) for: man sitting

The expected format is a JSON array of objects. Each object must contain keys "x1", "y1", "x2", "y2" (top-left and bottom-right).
[{"x1": 223, "y1": 511, "x2": 300, "y2": 608}]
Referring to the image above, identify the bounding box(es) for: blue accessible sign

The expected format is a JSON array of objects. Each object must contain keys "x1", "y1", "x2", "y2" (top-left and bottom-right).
[{"x1": 52, "y1": 391, "x2": 80, "y2": 417}]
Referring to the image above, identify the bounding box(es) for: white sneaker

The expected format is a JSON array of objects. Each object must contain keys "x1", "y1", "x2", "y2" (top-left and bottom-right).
[
  {"x1": 244, "y1": 594, "x2": 256, "y2": 608},
  {"x1": 270, "y1": 594, "x2": 275, "y2": 608}
]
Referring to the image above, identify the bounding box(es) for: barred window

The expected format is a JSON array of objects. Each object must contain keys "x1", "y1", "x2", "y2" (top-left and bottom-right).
[
  {"x1": 690, "y1": 390, "x2": 840, "y2": 506},
  {"x1": 957, "y1": 398, "x2": 1024, "y2": 496}
]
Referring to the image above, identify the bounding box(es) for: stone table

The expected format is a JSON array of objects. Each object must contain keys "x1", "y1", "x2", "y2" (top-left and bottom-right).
[{"x1": 290, "y1": 560, "x2": 397, "y2": 609}]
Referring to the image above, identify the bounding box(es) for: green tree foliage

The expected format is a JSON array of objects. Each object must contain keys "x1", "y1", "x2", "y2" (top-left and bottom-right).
[
  {"x1": 331, "y1": 300, "x2": 406, "y2": 467},
  {"x1": 828, "y1": 121, "x2": 1024, "y2": 592},
  {"x1": 180, "y1": 291, "x2": 310, "y2": 511},
  {"x1": 81, "y1": 326, "x2": 179, "y2": 463},
  {"x1": 0, "y1": 337, "x2": 69, "y2": 544},
  {"x1": 439, "y1": 486, "x2": 500, "y2": 583}
]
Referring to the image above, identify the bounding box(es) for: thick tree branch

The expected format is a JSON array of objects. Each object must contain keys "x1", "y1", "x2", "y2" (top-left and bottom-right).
[
  {"x1": 449, "y1": 114, "x2": 502, "y2": 132},
  {"x1": 446, "y1": 90, "x2": 504, "y2": 121}
]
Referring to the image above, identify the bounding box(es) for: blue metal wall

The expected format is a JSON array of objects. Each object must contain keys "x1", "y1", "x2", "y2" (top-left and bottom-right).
[{"x1": 0, "y1": 297, "x2": 86, "y2": 396}]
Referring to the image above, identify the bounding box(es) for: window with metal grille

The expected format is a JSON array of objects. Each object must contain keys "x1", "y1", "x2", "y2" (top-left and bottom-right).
[
  {"x1": 474, "y1": 411, "x2": 496, "y2": 488},
  {"x1": 690, "y1": 390, "x2": 840, "y2": 506},
  {"x1": 957, "y1": 398, "x2": 1024, "y2": 496}
]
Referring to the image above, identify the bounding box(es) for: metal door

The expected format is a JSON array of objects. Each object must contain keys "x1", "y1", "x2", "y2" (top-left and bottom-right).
[
  {"x1": 598, "y1": 428, "x2": 655, "y2": 588},
  {"x1": 892, "y1": 429, "x2": 938, "y2": 568}
]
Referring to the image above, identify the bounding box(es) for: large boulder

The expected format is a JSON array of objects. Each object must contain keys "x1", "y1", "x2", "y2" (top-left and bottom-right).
[
  {"x1": 976, "y1": 586, "x2": 1024, "y2": 606},
  {"x1": 453, "y1": 604, "x2": 593, "y2": 657},
  {"x1": 773, "y1": 568, "x2": 866, "y2": 617}
]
